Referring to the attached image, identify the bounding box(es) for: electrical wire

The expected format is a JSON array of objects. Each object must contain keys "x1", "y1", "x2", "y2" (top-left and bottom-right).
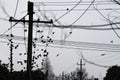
[
  {"x1": 15, "y1": 20, "x2": 120, "y2": 30},
  {"x1": 0, "y1": 14, "x2": 27, "y2": 37},
  {"x1": 33, "y1": 0, "x2": 120, "y2": 30},
  {"x1": 82, "y1": 52, "x2": 120, "y2": 63},
  {"x1": 34, "y1": 1, "x2": 113, "y2": 4},
  {"x1": 34, "y1": 0, "x2": 116, "y2": 9},
  {"x1": 70, "y1": 0, "x2": 95, "y2": 26},
  {"x1": 75, "y1": 50, "x2": 120, "y2": 68},
  {"x1": 35, "y1": 3, "x2": 115, "y2": 6},
  {"x1": 113, "y1": 0, "x2": 120, "y2": 5},
  {"x1": 34, "y1": 8, "x2": 120, "y2": 12},
  {"x1": 0, "y1": 17, "x2": 8, "y2": 21},
  {"x1": 33, "y1": 0, "x2": 120, "y2": 32},
  {"x1": 0, "y1": 38, "x2": 120, "y2": 52},
  {"x1": 14, "y1": 0, "x2": 19, "y2": 17},
  {"x1": 53, "y1": 0, "x2": 83, "y2": 23},
  {"x1": 32, "y1": 22, "x2": 120, "y2": 30},
  {"x1": 0, "y1": 34, "x2": 120, "y2": 52},
  {"x1": 93, "y1": 4, "x2": 120, "y2": 39},
  {"x1": 77, "y1": 50, "x2": 112, "y2": 68}
]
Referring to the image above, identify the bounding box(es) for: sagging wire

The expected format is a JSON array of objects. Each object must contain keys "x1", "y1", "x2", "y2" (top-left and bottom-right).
[
  {"x1": 36, "y1": 4, "x2": 66, "y2": 54},
  {"x1": 34, "y1": 1, "x2": 113, "y2": 4},
  {"x1": 14, "y1": 0, "x2": 19, "y2": 18},
  {"x1": 108, "y1": 10, "x2": 120, "y2": 29},
  {"x1": 68, "y1": 0, "x2": 95, "y2": 36},
  {"x1": 113, "y1": 0, "x2": 120, "y2": 5},
  {"x1": 0, "y1": 17, "x2": 8, "y2": 21},
  {"x1": 94, "y1": 53, "x2": 120, "y2": 63},
  {"x1": 34, "y1": 8, "x2": 120, "y2": 12},
  {"x1": 70, "y1": 0, "x2": 95, "y2": 25},
  {"x1": 53, "y1": 0, "x2": 83, "y2": 23},
  {"x1": 1, "y1": 33, "x2": 120, "y2": 52},
  {"x1": 76, "y1": 49, "x2": 111, "y2": 68},
  {"x1": 0, "y1": 38, "x2": 120, "y2": 52},
  {"x1": 0, "y1": 14, "x2": 28, "y2": 37},
  {"x1": 93, "y1": 3, "x2": 120, "y2": 39},
  {"x1": 53, "y1": 0, "x2": 95, "y2": 41},
  {"x1": 35, "y1": 4, "x2": 55, "y2": 47},
  {"x1": 36, "y1": 3, "x2": 72, "y2": 41},
  {"x1": 35, "y1": 5, "x2": 54, "y2": 33}
]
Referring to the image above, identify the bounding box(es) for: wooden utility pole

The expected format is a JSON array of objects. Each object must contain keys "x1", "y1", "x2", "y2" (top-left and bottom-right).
[
  {"x1": 9, "y1": 1, "x2": 53, "y2": 80},
  {"x1": 27, "y1": 2, "x2": 33, "y2": 80},
  {"x1": 62, "y1": 72, "x2": 64, "y2": 80}
]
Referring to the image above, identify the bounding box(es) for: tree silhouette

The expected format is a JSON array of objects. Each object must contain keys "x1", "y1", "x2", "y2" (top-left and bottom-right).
[
  {"x1": 0, "y1": 63, "x2": 9, "y2": 80},
  {"x1": 42, "y1": 57, "x2": 55, "y2": 80},
  {"x1": 104, "y1": 65, "x2": 120, "y2": 80},
  {"x1": 70, "y1": 68, "x2": 88, "y2": 80},
  {"x1": 31, "y1": 69, "x2": 45, "y2": 80},
  {"x1": 11, "y1": 69, "x2": 45, "y2": 80}
]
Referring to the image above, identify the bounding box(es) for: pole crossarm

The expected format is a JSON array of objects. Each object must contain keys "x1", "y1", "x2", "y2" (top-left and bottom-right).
[{"x1": 9, "y1": 17, "x2": 53, "y2": 24}]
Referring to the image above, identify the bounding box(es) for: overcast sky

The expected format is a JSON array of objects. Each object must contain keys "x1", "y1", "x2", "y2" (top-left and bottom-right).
[{"x1": 0, "y1": 0, "x2": 120, "y2": 79}]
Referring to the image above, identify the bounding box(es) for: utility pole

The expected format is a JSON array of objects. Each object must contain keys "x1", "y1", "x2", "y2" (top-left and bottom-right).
[
  {"x1": 62, "y1": 72, "x2": 64, "y2": 80},
  {"x1": 9, "y1": 22, "x2": 14, "y2": 80},
  {"x1": 77, "y1": 59, "x2": 85, "y2": 80},
  {"x1": 27, "y1": 2, "x2": 33, "y2": 80},
  {"x1": 9, "y1": 1, "x2": 53, "y2": 80},
  {"x1": 10, "y1": 39, "x2": 13, "y2": 80}
]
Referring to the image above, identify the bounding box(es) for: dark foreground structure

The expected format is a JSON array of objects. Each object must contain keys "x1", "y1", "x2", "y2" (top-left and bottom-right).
[{"x1": 0, "y1": 64, "x2": 45, "y2": 80}]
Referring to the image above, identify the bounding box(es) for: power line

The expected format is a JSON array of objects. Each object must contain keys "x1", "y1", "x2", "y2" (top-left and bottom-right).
[
  {"x1": 53, "y1": 0, "x2": 83, "y2": 22},
  {"x1": 93, "y1": 4, "x2": 120, "y2": 39},
  {"x1": 34, "y1": 3, "x2": 115, "y2": 6},
  {"x1": 0, "y1": 17, "x2": 8, "y2": 21},
  {"x1": 20, "y1": 22, "x2": 120, "y2": 30},
  {"x1": 51, "y1": 23, "x2": 120, "y2": 30},
  {"x1": 82, "y1": 52, "x2": 120, "y2": 63},
  {"x1": 113, "y1": 0, "x2": 120, "y2": 5},
  {"x1": 14, "y1": 0, "x2": 19, "y2": 17},
  {"x1": 0, "y1": 38, "x2": 120, "y2": 52},
  {"x1": 34, "y1": 1, "x2": 113, "y2": 4},
  {"x1": 34, "y1": 0, "x2": 117, "y2": 7},
  {"x1": 0, "y1": 14, "x2": 27, "y2": 37},
  {"x1": 34, "y1": 8, "x2": 120, "y2": 12},
  {"x1": 94, "y1": 54, "x2": 120, "y2": 63},
  {"x1": 4, "y1": 20, "x2": 120, "y2": 30},
  {"x1": 79, "y1": 51, "x2": 111, "y2": 68},
  {"x1": 0, "y1": 34, "x2": 120, "y2": 52},
  {"x1": 70, "y1": 0, "x2": 95, "y2": 25}
]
